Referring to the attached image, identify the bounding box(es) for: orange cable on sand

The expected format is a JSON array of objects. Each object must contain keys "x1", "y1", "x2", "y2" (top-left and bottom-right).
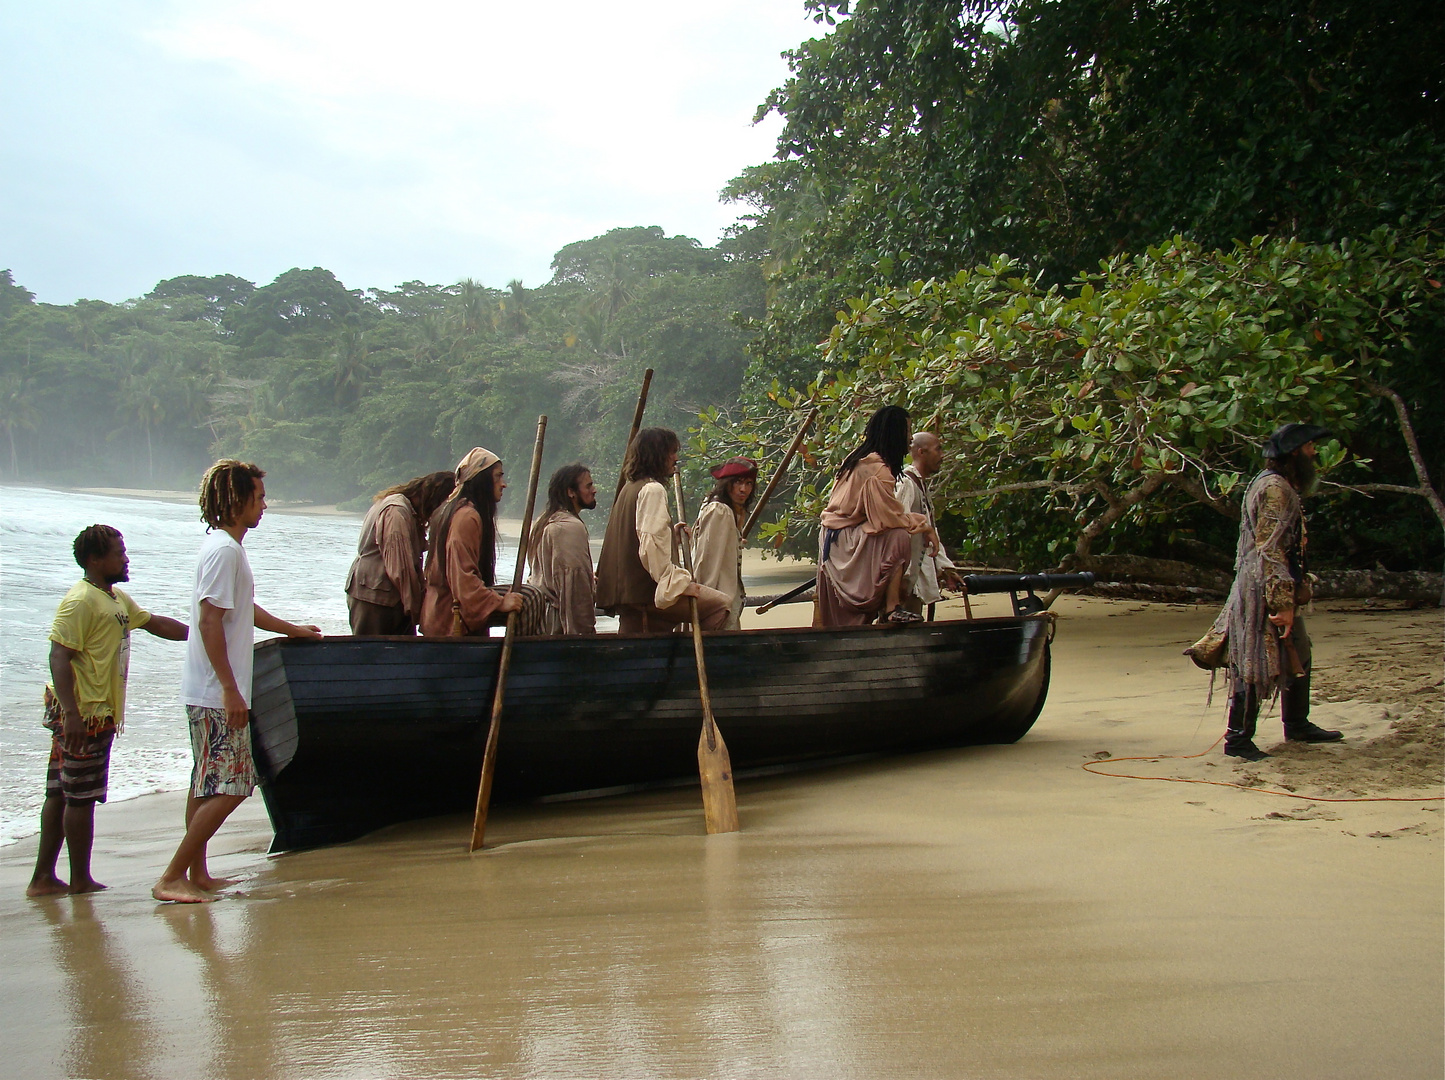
[{"x1": 1081, "y1": 736, "x2": 1445, "y2": 804}]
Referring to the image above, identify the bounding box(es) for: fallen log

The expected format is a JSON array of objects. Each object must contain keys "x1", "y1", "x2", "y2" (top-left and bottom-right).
[{"x1": 1312, "y1": 570, "x2": 1443, "y2": 605}]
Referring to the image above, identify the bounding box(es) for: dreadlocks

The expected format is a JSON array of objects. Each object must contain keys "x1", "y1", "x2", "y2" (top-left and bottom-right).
[
  {"x1": 72, "y1": 524, "x2": 121, "y2": 568},
  {"x1": 199, "y1": 459, "x2": 266, "y2": 530},
  {"x1": 838, "y1": 405, "x2": 911, "y2": 479}
]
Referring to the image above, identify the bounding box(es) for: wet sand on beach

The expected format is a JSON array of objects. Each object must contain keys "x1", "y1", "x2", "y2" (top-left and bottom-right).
[{"x1": 3, "y1": 598, "x2": 1440, "y2": 1079}]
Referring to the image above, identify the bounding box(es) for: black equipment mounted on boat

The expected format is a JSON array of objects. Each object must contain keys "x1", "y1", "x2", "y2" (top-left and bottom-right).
[{"x1": 962, "y1": 572, "x2": 1097, "y2": 616}]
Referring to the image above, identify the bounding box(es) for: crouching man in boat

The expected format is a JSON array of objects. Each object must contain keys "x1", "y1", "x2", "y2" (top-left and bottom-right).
[
  {"x1": 527, "y1": 462, "x2": 599, "y2": 635},
  {"x1": 596, "y1": 427, "x2": 731, "y2": 635},
  {"x1": 895, "y1": 431, "x2": 964, "y2": 616},
  {"x1": 344, "y1": 471, "x2": 455, "y2": 635},
  {"x1": 692, "y1": 456, "x2": 757, "y2": 630},
  {"x1": 420, "y1": 447, "x2": 546, "y2": 637},
  {"x1": 817, "y1": 406, "x2": 939, "y2": 626}
]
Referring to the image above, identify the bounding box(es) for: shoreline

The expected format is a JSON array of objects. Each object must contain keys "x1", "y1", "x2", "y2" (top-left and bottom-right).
[{"x1": 2, "y1": 479, "x2": 362, "y2": 517}]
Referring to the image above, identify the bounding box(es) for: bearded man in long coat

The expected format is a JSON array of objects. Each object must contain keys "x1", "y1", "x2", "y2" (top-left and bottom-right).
[{"x1": 1211, "y1": 423, "x2": 1344, "y2": 761}]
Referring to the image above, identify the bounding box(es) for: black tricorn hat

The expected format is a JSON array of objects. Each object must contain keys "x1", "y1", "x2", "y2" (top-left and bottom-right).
[{"x1": 1262, "y1": 423, "x2": 1332, "y2": 459}]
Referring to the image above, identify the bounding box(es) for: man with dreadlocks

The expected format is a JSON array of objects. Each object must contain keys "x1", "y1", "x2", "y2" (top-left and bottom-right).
[
  {"x1": 153, "y1": 460, "x2": 322, "y2": 904},
  {"x1": 27, "y1": 525, "x2": 188, "y2": 898},
  {"x1": 1204, "y1": 424, "x2": 1345, "y2": 761},
  {"x1": 526, "y1": 462, "x2": 599, "y2": 635}
]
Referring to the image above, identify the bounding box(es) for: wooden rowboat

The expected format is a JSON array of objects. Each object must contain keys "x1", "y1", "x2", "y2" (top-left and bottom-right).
[{"x1": 250, "y1": 615, "x2": 1054, "y2": 852}]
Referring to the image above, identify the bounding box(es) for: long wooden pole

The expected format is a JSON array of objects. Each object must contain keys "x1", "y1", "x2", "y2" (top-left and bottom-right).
[
  {"x1": 672, "y1": 472, "x2": 740, "y2": 834},
  {"x1": 469, "y1": 415, "x2": 548, "y2": 851},
  {"x1": 742, "y1": 408, "x2": 817, "y2": 541},
  {"x1": 615, "y1": 367, "x2": 655, "y2": 496}
]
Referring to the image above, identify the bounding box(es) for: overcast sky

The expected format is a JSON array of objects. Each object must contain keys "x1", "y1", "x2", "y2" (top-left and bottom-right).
[{"x1": 1, "y1": 1, "x2": 820, "y2": 304}]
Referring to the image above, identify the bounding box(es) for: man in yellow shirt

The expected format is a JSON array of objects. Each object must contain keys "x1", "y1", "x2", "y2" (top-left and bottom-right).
[{"x1": 27, "y1": 525, "x2": 188, "y2": 898}]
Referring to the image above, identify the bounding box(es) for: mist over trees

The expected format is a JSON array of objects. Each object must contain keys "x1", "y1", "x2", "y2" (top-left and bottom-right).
[
  {"x1": 0, "y1": 226, "x2": 763, "y2": 508},
  {"x1": 4, "y1": 0, "x2": 1441, "y2": 576}
]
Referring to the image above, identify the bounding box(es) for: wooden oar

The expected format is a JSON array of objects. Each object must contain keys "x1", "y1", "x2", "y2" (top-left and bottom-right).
[
  {"x1": 469, "y1": 415, "x2": 548, "y2": 852},
  {"x1": 742, "y1": 407, "x2": 817, "y2": 541},
  {"x1": 672, "y1": 472, "x2": 741, "y2": 834},
  {"x1": 615, "y1": 367, "x2": 655, "y2": 496}
]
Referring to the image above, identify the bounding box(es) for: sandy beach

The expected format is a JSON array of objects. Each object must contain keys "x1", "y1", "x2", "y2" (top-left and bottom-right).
[{"x1": 3, "y1": 597, "x2": 1440, "y2": 1079}]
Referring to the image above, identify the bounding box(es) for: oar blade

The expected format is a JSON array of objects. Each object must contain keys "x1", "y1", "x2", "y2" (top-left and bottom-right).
[{"x1": 697, "y1": 724, "x2": 740, "y2": 834}]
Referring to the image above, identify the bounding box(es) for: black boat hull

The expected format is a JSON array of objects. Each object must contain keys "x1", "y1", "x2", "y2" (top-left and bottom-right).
[{"x1": 251, "y1": 616, "x2": 1053, "y2": 852}]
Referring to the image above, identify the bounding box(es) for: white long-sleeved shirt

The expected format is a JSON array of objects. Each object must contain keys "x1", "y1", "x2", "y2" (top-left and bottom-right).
[
  {"x1": 895, "y1": 466, "x2": 956, "y2": 604},
  {"x1": 635, "y1": 481, "x2": 692, "y2": 609}
]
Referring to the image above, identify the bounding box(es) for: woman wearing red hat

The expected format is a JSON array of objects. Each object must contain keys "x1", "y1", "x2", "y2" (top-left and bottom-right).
[{"x1": 693, "y1": 458, "x2": 758, "y2": 630}]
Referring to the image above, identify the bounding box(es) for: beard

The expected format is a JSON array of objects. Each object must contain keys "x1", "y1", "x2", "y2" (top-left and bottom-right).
[
  {"x1": 1294, "y1": 451, "x2": 1318, "y2": 495},
  {"x1": 578, "y1": 495, "x2": 598, "y2": 511}
]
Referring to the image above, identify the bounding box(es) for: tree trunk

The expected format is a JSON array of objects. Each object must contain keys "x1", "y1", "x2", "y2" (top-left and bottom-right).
[
  {"x1": 1057, "y1": 555, "x2": 1442, "y2": 605},
  {"x1": 1062, "y1": 553, "x2": 1234, "y2": 592}
]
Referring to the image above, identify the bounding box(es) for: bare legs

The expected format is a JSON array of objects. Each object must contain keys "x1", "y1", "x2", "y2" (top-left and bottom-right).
[
  {"x1": 182, "y1": 794, "x2": 240, "y2": 892},
  {"x1": 152, "y1": 794, "x2": 246, "y2": 903},
  {"x1": 27, "y1": 794, "x2": 106, "y2": 897}
]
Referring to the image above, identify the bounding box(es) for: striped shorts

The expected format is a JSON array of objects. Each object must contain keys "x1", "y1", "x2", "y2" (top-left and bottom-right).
[
  {"x1": 43, "y1": 689, "x2": 116, "y2": 804},
  {"x1": 186, "y1": 705, "x2": 259, "y2": 798}
]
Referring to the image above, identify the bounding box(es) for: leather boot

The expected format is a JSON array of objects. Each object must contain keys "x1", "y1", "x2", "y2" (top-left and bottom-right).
[
  {"x1": 1224, "y1": 679, "x2": 1267, "y2": 759},
  {"x1": 1285, "y1": 721, "x2": 1343, "y2": 742},
  {"x1": 1280, "y1": 667, "x2": 1341, "y2": 741}
]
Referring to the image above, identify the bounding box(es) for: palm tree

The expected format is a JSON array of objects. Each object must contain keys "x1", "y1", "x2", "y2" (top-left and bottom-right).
[
  {"x1": 0, "y1": 373, "x2": 39, "y2": 476},
  {"x1": 117, "y1": 367, "x2": 171, "y2": 479},
  {"x1": 453, "y1": 278, "x2": 491, "y2": 339},
  {"x1": 494, "y1": 280, "x2": 532, "y2": 338},
  {"x1": 333, "y1": 328, "x2": 370, "y2": 405}
]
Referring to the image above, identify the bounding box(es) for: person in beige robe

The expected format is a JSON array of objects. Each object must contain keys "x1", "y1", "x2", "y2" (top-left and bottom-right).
[
  {"x1": 527, "y1": 463, "x2": 598, "y2": 635},
  {"x1": 693, "y1": 457, "x2": 757, "y2": 631}
]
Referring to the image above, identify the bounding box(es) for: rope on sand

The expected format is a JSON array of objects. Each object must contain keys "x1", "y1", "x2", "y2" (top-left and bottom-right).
[{"x1": 1081, "y1": 735, "x2": 1445, "y2": 803}]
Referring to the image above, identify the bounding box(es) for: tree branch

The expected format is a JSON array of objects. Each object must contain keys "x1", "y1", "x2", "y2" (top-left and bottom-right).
[
  {"x1": 1362, "y1": 377, "x2": 1445, "y2": 532},
  {"x1": 1169, "y1": 472, "x2": 1241, "y2": 520},
  {"x1": 952, "y1": 479, "x2": 1090, "y2": 498},
  {"x1": 1074, "y1": 472, "x2": 1167, "y2": 559}
]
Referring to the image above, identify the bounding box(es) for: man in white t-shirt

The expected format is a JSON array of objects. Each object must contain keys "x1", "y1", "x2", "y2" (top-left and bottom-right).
[{"x1": 153, "y1": 460, "x2": 322, "y2": 904}]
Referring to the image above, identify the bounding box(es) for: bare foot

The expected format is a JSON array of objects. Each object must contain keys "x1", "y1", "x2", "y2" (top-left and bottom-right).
[
  {"x1": 189, "y1": 874, "x2": 239, "y2": 892},
  {"x1": 152, "y1": 877, "x2": 216, "y2": 904},
  {"x1": 26, "y1": 875, "x2": 69, "y2": 898},
  {"x1": 69, "y1": 878, "x2": 109, "y2": 895}
]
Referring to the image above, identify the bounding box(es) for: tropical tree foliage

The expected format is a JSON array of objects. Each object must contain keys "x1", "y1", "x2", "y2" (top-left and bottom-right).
[
  {"x1": 727, "y1": 0, "x2": 1444, "y2": 385},
  {"x1": 698, "y1": 232, "x2": 1444, "y2": 570}
]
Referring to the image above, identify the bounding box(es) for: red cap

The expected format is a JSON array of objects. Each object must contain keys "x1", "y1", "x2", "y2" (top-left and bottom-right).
[{"x1": 710, "y1": 457, "x2": 758, "y2": 481}]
